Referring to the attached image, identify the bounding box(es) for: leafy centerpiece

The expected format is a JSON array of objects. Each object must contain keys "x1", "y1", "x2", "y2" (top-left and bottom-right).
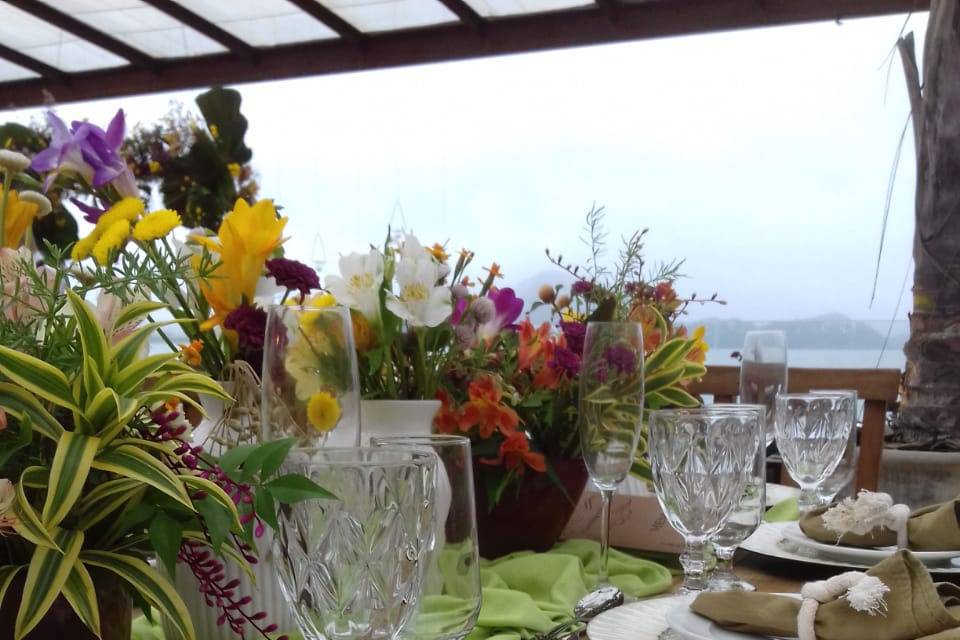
[{"x1": 0, "y1": 108, "x2": 328, "y2": 640}]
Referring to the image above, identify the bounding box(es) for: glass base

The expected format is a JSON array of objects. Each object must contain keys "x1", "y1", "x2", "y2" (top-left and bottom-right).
[{"x1": 706, "y1": 573, "x2": 756, "y2": 592}]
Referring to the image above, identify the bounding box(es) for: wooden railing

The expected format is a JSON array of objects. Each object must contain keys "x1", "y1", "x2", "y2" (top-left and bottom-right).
[{"x1": 689, "y1": 366, "x2": 902, "y2": 491}]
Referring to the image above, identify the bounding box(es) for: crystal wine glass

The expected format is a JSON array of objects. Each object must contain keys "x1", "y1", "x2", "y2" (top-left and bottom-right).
[
  {"x1": 370, "y1": 435, "x2": 482, "y2": 640},
  {"x1": 261, "y1": 304, "x2": 361, "y2": 447},
  {"x1": 811, "y1": 389, "x2": 859, "y2": 505},
  {"x1": 706, "y1": 404, "x2": 767, "y2": 592},
  {"x1": 649, "y1": 407, "x2": 760, "y2": 594},
  {"x1": 578, "y1": 321, "x2": 644, "y2": 587},
  {"x1": 773, "y1": 393, "x2": 853, "y2": 513},
  {"x1": 274, "y1": 447, "x2": 437, "y2": 640},
  {"x1": 739, "y1": 330, "x2": 788, "y2": 446}
]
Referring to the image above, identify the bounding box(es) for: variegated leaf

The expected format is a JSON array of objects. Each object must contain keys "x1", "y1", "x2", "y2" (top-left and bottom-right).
[
  {"x1": 0, "y1": 345, "x2": 77, "y2": 411},
  {"x1": 15, "y1": 528, "x2": 84, "y2": 639},
  {"x1": 13, "y1": 468, "x2": 58, "y2": 550},
  {"x1": 67, "y1": 290, "x2": 111, "y2": 379},
  {"x1": 0, "y1": 382, "x2": 64, "y2": 442},
  {"x1": 62, "y1": 560, "x2": 101, "y2": 638},
  {"x1": 43, "y1": 432, "x2": 101, "y2": 527},
  {"x1": 77, "y1": 478, "x2": 144, "y2": 530},
  {"x1": 92, "y1": 445, "x2": 194, "y2": 510},
  {"x1": 112, "y1": 353, "x2": 178, "y2": 396}
]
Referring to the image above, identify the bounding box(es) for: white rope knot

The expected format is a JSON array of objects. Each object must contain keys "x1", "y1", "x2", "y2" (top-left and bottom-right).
[
  {"x1": 797, "y1": 572, "x2": 890, "y2": 640},
  {"x1": 821, "y1": 490, "x2": 911, "y2": 549}
]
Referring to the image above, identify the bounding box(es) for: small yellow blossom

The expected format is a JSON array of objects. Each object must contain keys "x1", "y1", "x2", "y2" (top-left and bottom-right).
[
  {"x1": 304, "y1": 293, "x2": 336, "y2": 308},
  {"x1": 426, "y1": 243, "x2": 449, "y2": 262},
  {"x1": 148, "y1": 160, "x2": 162, "y2": 174},
  {"x1": 133, "y1": 209, "x2": 181, "y2": 242},
  {"x1": 209, "y1": 124, "x2": 219, "y2": 139},
  {"x1": 351, "y1": 311, "x2": 373, "y2": 352},
  {"x1": 72, "y1": 233, "x2": 98, "y2": 261},
  {"x1": 306, "y1": 391, "x2": 341, "y2": 433},
  {"x1": 560, "y1": 308, "x2": 584, "y2": 323},
  {"x1": 1, "y1": 189, "x2": 40, "y2": 249},
  {"x1": 179, "y1": 339, "x2": 203, "y2": 368},
  {"x1": 92, "y1": 219, "x2": 130, "y2": 266},
  {"x1": 687, "y1": 326, "x2": 709, "y2": 364},
  {"x1": 227, "y1": 162, "x2": 241, "y2": 178},
  {"x1": 97, "y1": 198, "x2": 145, "y2": 231}
]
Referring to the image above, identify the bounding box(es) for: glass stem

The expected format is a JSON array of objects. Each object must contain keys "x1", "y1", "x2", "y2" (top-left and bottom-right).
[
  {"x1": 713, "y1": 545, "x2": 735, "y2": 575},
  {"x1": 598, "y1": 488, "x2": 614, "y2": 586},
  {"x1": 797, "y1": 486, "x2": 820, "y2": 514},
  {"x1": 679, "y1": 539, "x2": 708, "y2": 592}
]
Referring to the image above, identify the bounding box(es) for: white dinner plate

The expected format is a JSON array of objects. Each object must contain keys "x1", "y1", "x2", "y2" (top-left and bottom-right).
[
  {"x1": 740, "y1": 523, "x2": 960, "y2": 574},
  {"x1": 780, "y1": 522, "x2": 960, "y2": 566},
  {"x1": 586, "y1": 596, "x2": 685, "y2": 640},
  {"x1": 664, "y1": 603, "x2": 791, "y2": 640}
]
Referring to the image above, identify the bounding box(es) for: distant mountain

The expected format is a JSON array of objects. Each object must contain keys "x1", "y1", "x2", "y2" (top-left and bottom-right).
[{"x1": 689, "y1": 313, "x2": 909, "y2": 350}]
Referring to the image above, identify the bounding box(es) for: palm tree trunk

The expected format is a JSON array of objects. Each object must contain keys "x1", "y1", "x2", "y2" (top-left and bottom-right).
[{"x1": 897, "y1": 1, "x2": 960, "y2": 444}]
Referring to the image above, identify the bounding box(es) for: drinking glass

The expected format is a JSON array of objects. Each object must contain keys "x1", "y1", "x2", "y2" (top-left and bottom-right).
[
  {"x1": 811, "y1": 389, "x2": 859, "y2": 504},
  {"x1": 706, "y1": 404, "x2": 767, "y2": 592},
  {"x1": 578, "y1": 321, "x2": 644, "y2": 587},
  {"x1": 262, "y1": 304, "x2": 361, "y2": 447},
  {"x1": 370, "y1": 435, "x2": 481, "y2": 640},
  {"x1": 739, "y1": 330, "x2": 788, "y2": 446},
  {"x1": 274, "y1": 447, "x2": 437, "y2": 640},
  {"x1": 774, "y1": 393, "x2": 853, "y2": 513},
  {"x1": 649, "y1": 408, "x2": 760, "y2": 594}
]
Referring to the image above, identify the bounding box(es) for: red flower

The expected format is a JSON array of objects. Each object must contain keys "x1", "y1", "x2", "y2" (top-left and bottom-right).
[
  {"x1": 434, "y1": 389, "x2": 460, "y2": 434},
  {"x1": 458, "y1": 376, "x2": 519, "y2": 439},
  {"x1": 480, "y1": 431, "x2": 546, "y2": 475}
]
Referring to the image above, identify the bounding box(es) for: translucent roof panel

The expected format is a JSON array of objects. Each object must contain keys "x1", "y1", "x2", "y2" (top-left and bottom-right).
[
  {"x1": 0, "y1": 59, "x2": 38, "y2": 83},
  {"x1": 318, "y1": 0, "x2": 458, "y2": 33},
  {"x1": 460, "y1": 0, "x2": 593, "y2": 17},
  {"x1": 37, "y1": 0, "x2": 227, "y2": 58},
  {"x1": 0, "y1": 4, "x2": 127, "y2": 72},
  {"x1": 173, "y1": 0, "x2": 339, "y2": 47}
]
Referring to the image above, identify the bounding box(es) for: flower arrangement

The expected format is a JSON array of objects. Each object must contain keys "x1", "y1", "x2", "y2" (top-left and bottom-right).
[
  {"x1": 0, "y1": 113, "x2": 327, "y2": 639},
  {"x1": 434, "y1": 206, "x2": 714, "y2": 503}
]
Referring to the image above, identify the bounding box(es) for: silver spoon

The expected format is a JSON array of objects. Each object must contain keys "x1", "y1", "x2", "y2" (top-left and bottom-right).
[{"x1": 538, "y1": 586, "x2": 624, "y2": 640}]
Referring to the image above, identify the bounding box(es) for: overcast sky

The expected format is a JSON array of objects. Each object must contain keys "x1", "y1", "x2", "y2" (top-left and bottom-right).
[{"x1": 1, "y1": 11, "x2": 927, "y2": 323}]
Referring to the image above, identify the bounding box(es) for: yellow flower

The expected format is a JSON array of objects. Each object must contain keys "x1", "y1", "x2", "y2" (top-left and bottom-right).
[
  {"x1": 192, "y1": 198, "x2": 287, "y2": 330},
  {"x1": 306, "y1": 391, "x2": 341, "y2": 433},
  {"x1": 351, "y1": 311, "x2": 374, "y2": 352},
  {"x1": 133, "y1": 209, "x2": 181, "y2": 242},
  {"x1": 92, "y1": 219, "x2": 130, "y2": 266},
  {"x1": 561, "y1": 308, "x2": 584, "y2": 323},
  {"x1": 304, "y1": 293, "x2": 336, "y2": 308},
  {"x1": 426, "y1": 243, "x2": 449, "y2": 262},
  {"x1": 1, "y1": 189, "x2": 40, "y2": 249},
  {"x1": 148, "y1": 160, "x2": 162, "y2": 174},
  {"x1": 97, "y1": 198, "x2": 145, "y2": 230},
  {"x1": 209, "y1": 124, "x2": 219, "y2": 139},
  {"x1": 72, "y1": 234, "x2": 98, "y2": 261},
  {"x1": 687, "y1": 326, "x2": 709, "y2": 364},
  {"x1": 227, "y1": 162, "x2": 241, "y2": 178}
]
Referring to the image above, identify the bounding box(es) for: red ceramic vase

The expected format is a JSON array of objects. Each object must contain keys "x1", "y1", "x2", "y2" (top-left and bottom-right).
[{"x1": 474, "y1": 456, "x2": 589, "y2": 558}]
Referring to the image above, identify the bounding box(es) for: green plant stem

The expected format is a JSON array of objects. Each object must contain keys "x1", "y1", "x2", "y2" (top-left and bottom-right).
[
  {"x1": 415, "y1": 328, "x2": 429, "y2": 399},
  {"x1": 0, "y1": 169, "x2": 12, "y2": 247}
]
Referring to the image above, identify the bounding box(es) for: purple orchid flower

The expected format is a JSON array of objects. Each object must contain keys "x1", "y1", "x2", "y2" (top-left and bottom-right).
[
  {"x1": 70, "y1": 197, "x2": 108, "y2": 224},
  {"x1": 476, "y1": 287, "x2": 524, "y2": 343},
  {"x1": 31, "y1": 110, "x2": 138, "y2": 198}
]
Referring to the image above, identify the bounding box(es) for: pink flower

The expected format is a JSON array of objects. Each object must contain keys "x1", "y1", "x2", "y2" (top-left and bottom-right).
[{"x1": 0, "y1": 248, "x2": 56, "y2": 323}]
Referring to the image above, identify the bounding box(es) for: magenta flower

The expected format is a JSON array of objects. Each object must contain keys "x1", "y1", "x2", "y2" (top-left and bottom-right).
[
  {"x1": 560, "y1": 321, "x2": 586, "y2": 356},
  {"x1": 475, "y1": 287, "x2": 524, "y2": 343},
  {"x1": 571, "y1": 280, "x2": 594, "y2": 296},
  {"x1": 549, "y1": 346, "x2": 581, "y2": 377},
  {"x1": 266, "y1": 258, "x2": 320, "y2": 300},
  {"x1": 224, "y1": 304, "x2": 267, "y2": 351},
  {"x1": 604, "y1": 345, "x2": 638, "y2": 375},
  {"x1": 31, "y1": 110, "x2": 138, "y2": 198}
]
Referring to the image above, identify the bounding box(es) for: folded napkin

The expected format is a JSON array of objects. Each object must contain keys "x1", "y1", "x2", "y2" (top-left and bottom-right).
[
  {"x1": 800, "y1": 492, "x2": 960, "y2": 551},
  {"x1": 691, "y1": 550, "x2": 960, "y2": 640},
  {"x1": 130, "y1": 539, "x2": 672, "y2": 640}
]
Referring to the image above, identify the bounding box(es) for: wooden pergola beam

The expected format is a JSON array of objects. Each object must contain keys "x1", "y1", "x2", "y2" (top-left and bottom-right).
[
  {"x1": 138, "y1": 0, "x2": 260, "y2": 59},
  {"x1": 0, "y1": 0, "x2": 927, "y2": 110},
  {"x1": 435, "y1": 0, "x2": 487, "y2": 32},
  {"x1": 1, "y1": 0, "x2": 156, "y2": 68},
  {"x1": 0, "y1": 42, "x2": 66, "y2": 79},
  {"x1": 284, "y1": 0, "x2": 365, "y2": 44}
]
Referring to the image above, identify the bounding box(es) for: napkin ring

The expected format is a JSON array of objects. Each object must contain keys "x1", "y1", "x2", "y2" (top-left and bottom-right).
[
  {"x1": 822, "y1": 490, "x2": 911, "y2": 549},
  {"x1": 798, "y1": 572, "x2": 890, "y2": 640}
]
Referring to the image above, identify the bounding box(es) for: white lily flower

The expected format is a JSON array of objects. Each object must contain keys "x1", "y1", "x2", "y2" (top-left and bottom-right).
[
  {"x1": 386, "y1": 257, "x2": 451, "y2": 327},
  {"x1": 325, "y1": 249, "x2": 384, "y2": 321}
]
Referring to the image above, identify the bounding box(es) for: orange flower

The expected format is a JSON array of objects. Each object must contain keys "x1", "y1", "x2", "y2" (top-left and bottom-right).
[
  {"x1": 458, "y1": 376, "x2": 519, "y2": 439},
  {"x1": 178, "y1": 339, "x2": 203, "y2": 367},
  {"x1": 483, "y1": 262, "x2": 503, "y2": 280},
  {"x1": 480, "y1": 431, "x2": 546, "y2": 475},
  {"x1": 518, "y1": 319, "x2": 551, "y2": 370},
  {"x1": 686, "y1": 326, "x2": 709, "y2": 364},
  {"x1": 434, "y1": 389, "x2": 460, "y2": 435}
]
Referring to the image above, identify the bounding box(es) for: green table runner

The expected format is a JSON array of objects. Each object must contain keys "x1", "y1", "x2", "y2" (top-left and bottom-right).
[{"x1": 131, "y1": 538, "x2": 672, "y2": 640}]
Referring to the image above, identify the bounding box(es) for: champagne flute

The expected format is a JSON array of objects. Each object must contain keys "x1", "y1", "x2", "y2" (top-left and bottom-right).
[
  {"x1": 578, "y1": 321, "x2": 644, "y2": 587},
  {"x1": 739, "y1": 330, "x2": 788, "y2": 446}
]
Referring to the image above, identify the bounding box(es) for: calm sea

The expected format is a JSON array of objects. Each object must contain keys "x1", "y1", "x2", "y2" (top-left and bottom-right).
[{"x1": 706, "y1": 348, "x2": 905, "y2": 370}]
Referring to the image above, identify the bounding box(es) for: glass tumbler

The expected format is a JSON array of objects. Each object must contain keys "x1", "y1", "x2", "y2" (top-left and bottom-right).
[
  {"x1": 274, "y1": 448, "x2": 437, "y2": 640},
  {"x1": 738, "y1": 330, "x2": 788, "y2": 446},
  {"x1": 811, "y1": 389, "x2": 859, "y2": 504},
  {"x1": 649, "y1": 408, "x2": 760, "y2": 594}
]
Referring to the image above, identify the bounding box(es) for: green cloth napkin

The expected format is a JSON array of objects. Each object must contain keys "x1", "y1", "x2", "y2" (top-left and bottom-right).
[
  {"x1": 764, "y1": 497, "x2": 800, "y2": 523},
  {"x1": 130, "y1": 539, "x2": 672, "y2": 640},
  {"x1": 800, "y1": 497, "x2": 960, "y2": 551},
  {"x1": 691, "y1": 550, "x2": 960, "y2": 640}
]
